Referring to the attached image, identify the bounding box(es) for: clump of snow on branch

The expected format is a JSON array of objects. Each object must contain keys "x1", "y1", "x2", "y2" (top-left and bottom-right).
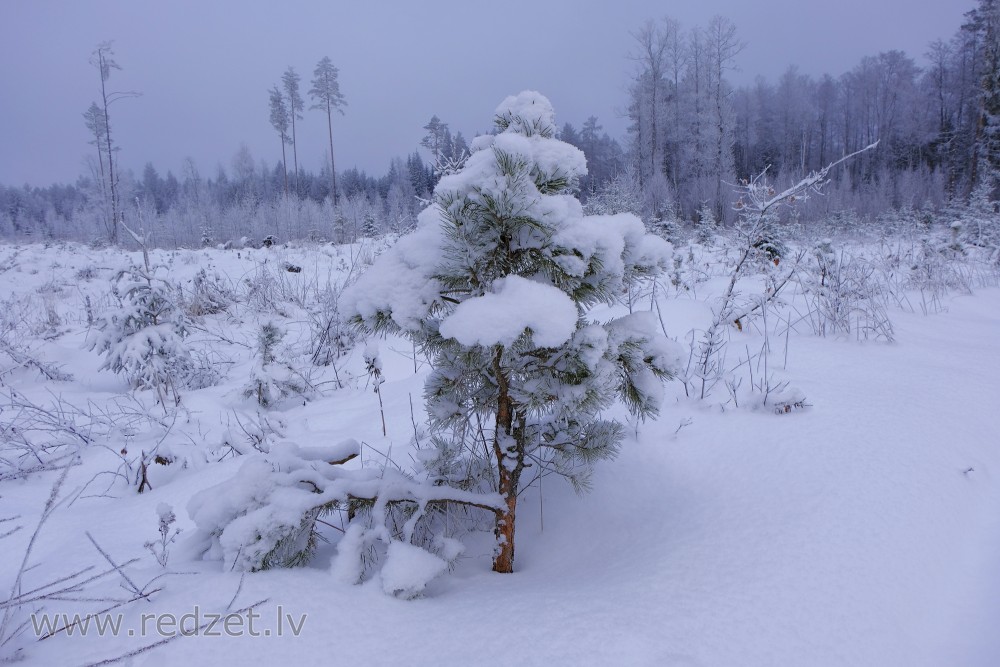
[{"x1": 439, "y1": 275, "x2": 578, "y2": 348}]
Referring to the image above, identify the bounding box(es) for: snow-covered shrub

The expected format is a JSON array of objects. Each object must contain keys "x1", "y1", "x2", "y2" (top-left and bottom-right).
[
  {"x1": 797, "y1": 241, "x2": 895, "y2": 341},
  {"x1": 583, "y1": 167, "x2": 643, "y2": 216},
  {"x1": 307, "y1": 279, "x2": 356, "y2": 371},
  {"x1": 957, "y1": 177, "x2": 1000, "y2": 254},
  {"x1": 0, "y1": 297, "x2": 72, "y2": 382},
  {"x1": 651, "y1": 210, "x2": 683, "y2": 245},
  {"x1": 181, "y1": 268, "x2": 234, "y2": 317},
  {"x1": 241, "y1": 262, "x2": 282, "y2": 313},
  {"x1": 691, "y1": 145, "x2": 876, "y2": 401},
  {"x1": 695, "y1": 202, "x2": 717, "y2": 246},
  {"x1": 74, "y1": 264, "x2": 100, "y2": 281},
  {"x1": 200, "y1": 226, "x2": 215, "y2": 247},
  {"x1": 345, "y1": 90, "x2": 682, "y2": 573},
  {"x1": 0, "y1": 389, "x2": 95, "y2": 481},
  {"x1": 243, "y1": 322, "x2": 305, "y2": 408},
  {"x1": 908, "y1": 233, "x2": 973, "y2": 303},
  {"x1": 88, "y1": 260, "x2": 194, "y2": 406}
]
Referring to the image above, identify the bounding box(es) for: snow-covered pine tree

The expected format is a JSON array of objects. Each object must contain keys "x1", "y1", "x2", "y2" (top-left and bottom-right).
[
  {"x1": 243, "y1": 322, "x2": 304, "y2": 408},
  {"x1": 345, "y1": 91, "x2": 682, "y2": 573},
  {"x1": 89, "y1": 224, "x2": 193, "y2": 407},
  {"x1": 695, "y1": 201, "x2": 717, "y2": 246},
  {"x1": 959, "y1": 160, "x2": 1000, "y2": 253}
]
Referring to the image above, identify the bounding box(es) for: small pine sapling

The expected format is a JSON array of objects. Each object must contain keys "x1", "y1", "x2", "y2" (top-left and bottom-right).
[
  {"x1": 345, "y1": 91, "x2": 683, "y2": 573},
  {"x1": 695, "y1": 202, "x2": 717, "y2": 246},
  {"x1": 243, "y1": 322, "x2": 304, "y2": 408},
  {"x1": 89, "y1": 222, "x2": 193, "y2": 408},
  {"x1": 957, "y1": 170, "x2": 1000, "y2": 254}
]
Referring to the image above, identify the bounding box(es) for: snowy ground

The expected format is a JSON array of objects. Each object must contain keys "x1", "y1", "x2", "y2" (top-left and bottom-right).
[{"x1": 1, "y1": 237, "x2": 998, "y2": 666}]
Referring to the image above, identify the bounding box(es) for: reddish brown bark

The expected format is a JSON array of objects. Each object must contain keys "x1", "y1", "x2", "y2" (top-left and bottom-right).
[{"x1": 491, "y1": 346, "x2": 521, "y2": 573}]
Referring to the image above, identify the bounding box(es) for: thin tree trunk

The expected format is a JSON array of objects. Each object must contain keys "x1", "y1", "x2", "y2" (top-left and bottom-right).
[
  {"x1": 99, "y1": 52, "x2": 119, "y2": 245},
  {"x1": 92, "y1": 131, "x2": 106, "y2": 187},
  {"x1": 290, "y1": 112, "x2": 299, "y2": 197},
  {"x1": 91, "y1": 132, "x2": 109, "y2": 225},
  {"x1": 491, "y1": 346, "x2": 520, "y2": 573},
  {"x1": 327, "y1": 103, "x2": 338, "y2": 203},
  {"x1": 280, "y1": 134, "x2": 289, "y2": 195}
]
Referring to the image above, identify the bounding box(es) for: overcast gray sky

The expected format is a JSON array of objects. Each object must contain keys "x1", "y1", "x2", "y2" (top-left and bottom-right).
[{"x1": 0, "y1": 0, "x2": 969, "y2": 187}]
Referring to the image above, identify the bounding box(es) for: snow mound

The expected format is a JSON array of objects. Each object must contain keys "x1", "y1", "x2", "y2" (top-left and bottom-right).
[{"x1": 380, "y1": 541, "x2": 449, "y2": 599}]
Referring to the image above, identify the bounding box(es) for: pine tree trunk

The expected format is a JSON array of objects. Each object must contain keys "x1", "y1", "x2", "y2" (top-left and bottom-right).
[
  {"x1": 493, "y1": 468, "x2": 518, "y2": 574},
  {"x1": 280, "y1": 135, "x2": 289, "y2": 196},
  {"x1": 491, "y1": 346, "x2": 520, "y2": 573},
  {"x1": 99, "y1": 51, "x2": 119, "y2": 245},
  {"x1": 327, "y1": 104, "x2": 338, "y2": 203},
  {"x1": 291, "y1": 112, "x2": 299, "y2": 197}
]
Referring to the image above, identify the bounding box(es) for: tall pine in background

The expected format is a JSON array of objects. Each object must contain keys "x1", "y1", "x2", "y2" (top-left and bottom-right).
[{"x1": 309, "y1": 57, "x2": 347, "y2": 203}]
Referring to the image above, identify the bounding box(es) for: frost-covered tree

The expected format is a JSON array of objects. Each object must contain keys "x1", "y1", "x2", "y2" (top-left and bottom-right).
[
  {"x1": 584, "y1": 165, "x2": 644, "y2": 216},
  {"x1": 268, "y1": 86, "x2": 291, "y2": 195},
  {"x1": 628, "y1": 20, "x2": 670, "y2": 191},
  {"x1": 88, "y1": 41, "x2": 138, "y2": 245},
  {"x1": 243, "y1": 322, "x2": 304, "y2": 408},
  {"x1": 695, "y1": 201, "x2": 717, "y2": 246},
  {"x1": 82, "y1": 102, "x2": 111, "y2": 236},
  {"x1": 962, "y1": 0, "x2": 1000, "y2": 192},
  {"x1": 705, "y1": 16, "x2": 743, "y2": 222},
  {"x1": 282, "y1": 67, "x2": 305, "y2": 196},
  {"x1": 346, "y1": 91, "x2": 682, "y2": 573},
  {"x1": 309, "y1": 57, "x2": 347, "y2": 203},
  {"x1": 421, "y1": 115, "x2": 449, "y2": 169},
  {"x1": 958, "y1": 167, "x2": 1000, "y2": 251}
]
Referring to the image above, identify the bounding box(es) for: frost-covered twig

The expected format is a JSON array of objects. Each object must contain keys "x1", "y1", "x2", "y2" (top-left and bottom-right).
[
  {"x1": 0, "y1": 454, "x2": 75, "y2": 653},
  {"x1": 0, "y1": 338, "x2": 72, "y2": 382},
  {"x1": 695, "y1": 144, "x2": 878, "y2": 400},
  {"x1": 84, "y1": 532, "x2": 145, "y2": 599}
]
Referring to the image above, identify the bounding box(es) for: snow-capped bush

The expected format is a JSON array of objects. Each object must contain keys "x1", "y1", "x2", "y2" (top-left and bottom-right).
[
  {"x1": 88, "y1": 261, "x2": 194, "y2": 406},
  {"x1": 181, "y1": 268, "x2": 234, "y2": 317},
  {"x1": 695, "y1": 202, "x2": 717, "y2": 246},
  {"x1": 243, "y1": 322, "x2": 306, "y2": 408},
  {"x1": 307, "y1": 279, "x2": 356, "y2": 371}
]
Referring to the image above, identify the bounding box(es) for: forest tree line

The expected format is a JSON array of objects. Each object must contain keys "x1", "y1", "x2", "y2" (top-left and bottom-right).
[{"x1": 2, "y1": 0, "x2": 998, "y2": 247}]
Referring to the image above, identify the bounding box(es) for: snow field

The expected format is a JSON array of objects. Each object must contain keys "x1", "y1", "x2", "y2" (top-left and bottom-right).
[{"x1": 0, "y1": 238, "x2": 997, "y2": 665}]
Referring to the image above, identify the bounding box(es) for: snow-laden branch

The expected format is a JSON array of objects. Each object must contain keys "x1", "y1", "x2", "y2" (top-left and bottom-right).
[{"x1": 740, "y1": 141, "x2": 880, "y2": 215}]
